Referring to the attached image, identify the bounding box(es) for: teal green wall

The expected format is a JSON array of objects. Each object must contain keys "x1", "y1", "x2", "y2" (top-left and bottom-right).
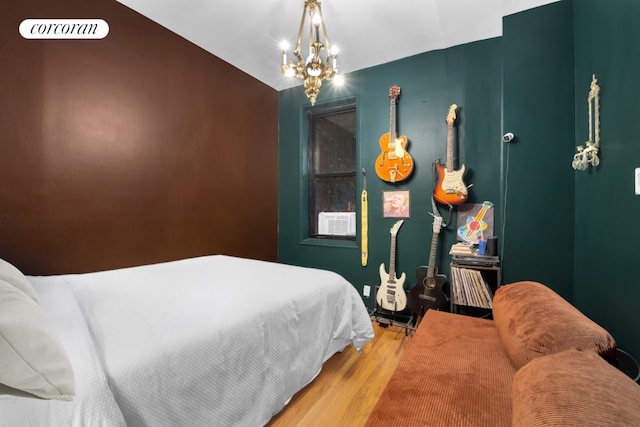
[
  {"x1": 573, "y1": 0, "x2": 640, "y2": 360},
  {"x1": 501, "y1": 1, "x2": 576, "y2": 298},
  {"x1": 279, "y1": 0, "x2": 639, "y2": 358},
  {"x1": 279, "y1": 38, "x2": 503, "y2": 309}
]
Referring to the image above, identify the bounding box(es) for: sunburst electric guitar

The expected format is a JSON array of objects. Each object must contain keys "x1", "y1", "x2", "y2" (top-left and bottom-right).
[
  {"x1": 408, "y1": 215, "x2": 449, "y2": 317},
  {"x1": 434, "y1": 104, "x2": 468, "y2": 204},
  {"x1": 375, "y1": 85, "x2": 413, "y2": 183},
  {"x1": 376, "y1": 220, "x2": 407, "y2": 312}
]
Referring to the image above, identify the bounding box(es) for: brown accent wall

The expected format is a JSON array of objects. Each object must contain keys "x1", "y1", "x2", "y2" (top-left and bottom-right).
[{"x1": 0, "y1": 0, "x2": 278, "y2": 274}]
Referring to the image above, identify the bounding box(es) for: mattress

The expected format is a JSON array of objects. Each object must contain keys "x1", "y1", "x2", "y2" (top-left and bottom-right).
[{"x1": 0, "y1": 255, "x2": 374, "y2": 426}]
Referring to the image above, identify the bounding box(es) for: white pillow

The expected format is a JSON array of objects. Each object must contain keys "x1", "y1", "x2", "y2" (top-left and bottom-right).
[
  {"x1": 0, "y1": 258, "x2": 38, "y2": 302},
  {"x1": 0, "y1": 280, "x2": 75, "y2": 400}
]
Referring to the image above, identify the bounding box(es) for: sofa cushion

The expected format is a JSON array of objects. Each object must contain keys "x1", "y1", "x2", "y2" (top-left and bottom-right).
[
  {"x1": 492, "y1": 281, "x2": 615, "y2": 369},
  {"x1": 512, "y1": 348, "x2": 640, "y2": 426},
  {"x1": 364, "y1": 310, "x2": 516, "y2": 427}
]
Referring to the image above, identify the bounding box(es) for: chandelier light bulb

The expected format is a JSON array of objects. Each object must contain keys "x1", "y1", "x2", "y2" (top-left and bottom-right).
[
  {"x1": 312, "y1": 12, "x2": 321, "y2": 27},
  {"x1": 329, "y1": 45, "x2": 338, "y2": 68}
]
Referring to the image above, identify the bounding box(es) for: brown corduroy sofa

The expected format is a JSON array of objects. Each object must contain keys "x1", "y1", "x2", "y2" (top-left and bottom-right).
[{"x1": 364, "y1": 281, "x2": 640, "y2": 426}]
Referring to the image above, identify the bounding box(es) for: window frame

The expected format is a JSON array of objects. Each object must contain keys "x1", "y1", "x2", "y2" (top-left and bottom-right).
[{"x1": 303, "y1": 98, "x2": 358, "y2": 244}]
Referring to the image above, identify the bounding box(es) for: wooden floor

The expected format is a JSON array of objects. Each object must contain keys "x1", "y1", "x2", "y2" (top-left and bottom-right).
[{"x1": 266, "y1": 321, "x2": 411, "y2": 427}]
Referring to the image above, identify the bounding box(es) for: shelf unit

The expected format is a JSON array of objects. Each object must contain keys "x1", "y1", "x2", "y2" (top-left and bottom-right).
[{"x1": 450, "y1": 255, "x2": 501, "y2": 317}]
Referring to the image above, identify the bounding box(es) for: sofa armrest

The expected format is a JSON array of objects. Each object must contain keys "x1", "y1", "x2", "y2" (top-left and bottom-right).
[
  {"x1": 492, "y1": 281, "x2": 615, "y2": 369},
  {"x1": 512, "y1": 348, "x2": 640, "y2": 426}
]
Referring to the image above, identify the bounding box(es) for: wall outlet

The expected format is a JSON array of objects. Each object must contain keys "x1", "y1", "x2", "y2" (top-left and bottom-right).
[
  {"x1": 635, "y1": 167, "x2": 640, "y2": 195},
  {"x1": 363, "y1": 285, "x2": 371, "y2": 297}
]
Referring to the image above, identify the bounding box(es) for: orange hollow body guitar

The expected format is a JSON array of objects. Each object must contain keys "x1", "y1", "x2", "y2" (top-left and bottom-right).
[
  {"x1": 375, "y1": 85, "x2": 413, "y2": 183},
  {"x1": 434, "y1": 104, "x2": 468, "y2": 204}
]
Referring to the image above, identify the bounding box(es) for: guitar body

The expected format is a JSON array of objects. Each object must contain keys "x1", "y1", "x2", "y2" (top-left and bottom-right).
[
  {"x1": 433, "y1": 159, "x2": 467, "y2": 204},
  {"x1": 408, "y1": 266, "x2": 448, "y2": 316},
  {"x1": 457, "y1": 215, "x2": 488, "y2": 243},
  {"x1": 376, "y1": 134, "x2": 413, "y2": 183},
  {"x1": 376, "y1": 263, "x2": 407, "y2": 312}
]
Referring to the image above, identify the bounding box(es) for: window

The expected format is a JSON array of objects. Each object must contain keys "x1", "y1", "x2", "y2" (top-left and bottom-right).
[{"x1": 307, "y1": 101, "x2": 357, "y2": 240}]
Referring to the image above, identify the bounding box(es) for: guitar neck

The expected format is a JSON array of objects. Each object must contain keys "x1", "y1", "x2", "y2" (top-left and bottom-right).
[
  {"x1": 389, "y1": 99, "x2": 397, "y2": 146},
  {"x1": 427, "y1": 230, "x2": 439, "y2": 278},
  {"x1": 446, "y1": 122, "x2": 454, "y2": 172},
  {"x1": 474, "y1": 204, "x2": 490, "y2": 221},
  {"x1": 389, "y1": 234, "x2": 397, "y2": 280}
]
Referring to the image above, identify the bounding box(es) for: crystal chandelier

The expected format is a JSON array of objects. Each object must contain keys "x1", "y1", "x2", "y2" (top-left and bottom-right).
[{"x1": 280, "y1": 0, "x2": 338, "y2": 105}]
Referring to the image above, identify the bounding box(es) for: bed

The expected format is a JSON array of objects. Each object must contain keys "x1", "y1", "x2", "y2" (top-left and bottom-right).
[{"x1": 0, "y1": 254, "x2": 374, "y2": 426}]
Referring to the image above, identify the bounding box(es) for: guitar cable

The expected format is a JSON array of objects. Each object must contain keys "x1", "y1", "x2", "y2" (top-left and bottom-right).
[{"x1": 430, "y1": 161, "x2": 454, "y2": 228}]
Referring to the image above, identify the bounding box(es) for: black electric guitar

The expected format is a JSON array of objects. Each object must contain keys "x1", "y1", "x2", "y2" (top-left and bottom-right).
[
  {"x1": 376, "y1": 220, "x2": 407, "y2": 312},
  {"x1": 408, "y1": 215, "x2": 449, "y2": 317}
]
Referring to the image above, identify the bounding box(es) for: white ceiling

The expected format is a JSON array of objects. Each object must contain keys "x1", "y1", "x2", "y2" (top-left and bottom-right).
[{"x1": 115, "y1": 0, "x2": 560, "y2": 91}]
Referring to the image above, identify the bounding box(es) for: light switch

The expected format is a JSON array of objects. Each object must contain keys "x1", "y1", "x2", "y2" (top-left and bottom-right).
[{"x1": 636, "y1": 168, "x2": 640, "y2": 195}]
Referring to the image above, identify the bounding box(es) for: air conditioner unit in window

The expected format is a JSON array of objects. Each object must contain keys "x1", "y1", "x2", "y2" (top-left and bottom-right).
[{"x1": 318, "y1": 212, "x2": 356, "y2": 236}]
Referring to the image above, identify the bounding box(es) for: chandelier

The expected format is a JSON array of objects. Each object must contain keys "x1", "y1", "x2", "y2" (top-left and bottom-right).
[{"x1": 280, "y1": 0, "x2": 339, "y2": 105}]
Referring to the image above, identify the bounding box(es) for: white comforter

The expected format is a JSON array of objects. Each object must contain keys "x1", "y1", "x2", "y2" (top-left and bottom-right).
[{"x1": 0, "y1": 255, "x2": 374, "y2": 427}]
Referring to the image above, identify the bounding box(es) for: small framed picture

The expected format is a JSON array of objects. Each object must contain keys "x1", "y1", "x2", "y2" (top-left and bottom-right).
[
  {"x1": 382, "y1": 190, "x2": 410, "y2": 218},
  {"x1": 456, "y1": 201, "x2": 495, "y2": 244}
]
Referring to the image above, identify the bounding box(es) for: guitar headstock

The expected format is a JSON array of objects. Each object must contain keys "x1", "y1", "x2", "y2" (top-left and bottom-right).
[
  {"x1": 389, "y1": 85, "x2": 401, "y2": 102},
  {"x1": 432, "y1": 216, "x2": 443, "y2": 233},
  {"x1": 390, "y1": 219, "x2": 404, "y2": 236},
  {"x1": 446, "y1": 103, "x2": 458, "y2": 124}
]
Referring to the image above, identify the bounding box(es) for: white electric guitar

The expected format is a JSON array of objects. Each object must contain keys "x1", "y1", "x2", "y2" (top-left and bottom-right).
[{"x1": 376, "y1": 220, "x2": 407, "y2": 312}]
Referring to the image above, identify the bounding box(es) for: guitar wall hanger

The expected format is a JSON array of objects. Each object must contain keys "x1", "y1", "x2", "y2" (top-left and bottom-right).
[{"x1": 573, "y1": 74, "x2": 601, "y2": 171}]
